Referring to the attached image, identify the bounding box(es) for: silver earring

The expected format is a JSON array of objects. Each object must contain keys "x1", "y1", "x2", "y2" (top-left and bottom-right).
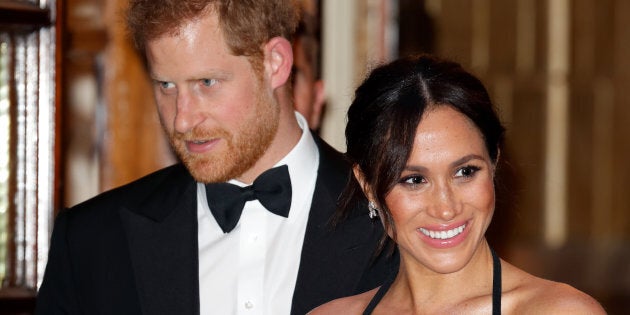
[{"x1": 368, "y1": 201, "x2": 379, "y2": 219}]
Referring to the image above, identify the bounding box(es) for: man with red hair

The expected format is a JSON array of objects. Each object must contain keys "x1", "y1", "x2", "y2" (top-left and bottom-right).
[{"x1": 36, "y1": 1, "x2": 396, "y2": 314}]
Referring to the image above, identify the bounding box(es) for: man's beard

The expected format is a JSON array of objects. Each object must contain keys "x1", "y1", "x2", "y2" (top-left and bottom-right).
[{"x1": 165, "y1": 90, "x2": 280, "y2": 183}]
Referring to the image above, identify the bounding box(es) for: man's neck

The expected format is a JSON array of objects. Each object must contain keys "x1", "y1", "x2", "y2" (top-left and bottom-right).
[{"x1": 237, "y1": 111, "x2": 302, "y2": 184}]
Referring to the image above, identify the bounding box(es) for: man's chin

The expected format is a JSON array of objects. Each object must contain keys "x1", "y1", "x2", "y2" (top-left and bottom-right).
[{"x1": 184, "y1": 159, "x2": 231, "y2": 184}]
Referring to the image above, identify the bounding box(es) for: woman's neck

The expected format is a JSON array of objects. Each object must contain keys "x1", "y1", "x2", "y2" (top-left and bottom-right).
[{"x1": 385, "y1": 239, "x2": 495, "y2": 313}]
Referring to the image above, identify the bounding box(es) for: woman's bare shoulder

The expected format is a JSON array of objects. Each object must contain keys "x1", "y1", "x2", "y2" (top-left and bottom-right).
[
  {"x1": 502, "y1": 262, "x2": 606, "y2": 314},
  {"x1": 307, "y1": 288, "x2": 379, "y2": 315}
]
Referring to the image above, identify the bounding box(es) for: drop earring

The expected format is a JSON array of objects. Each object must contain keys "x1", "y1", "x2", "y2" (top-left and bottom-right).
[{"x1": 368, "y1": 201, "x2": 379, "y2": 219}]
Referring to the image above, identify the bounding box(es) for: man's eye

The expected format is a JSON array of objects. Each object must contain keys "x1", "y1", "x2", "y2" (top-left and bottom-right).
[
  {"x1": 201, "y1": 79, "x2": 217, "y2": 87},
  {"x1": 158, "y1": 81, "x2": 175, "y2": 89}
]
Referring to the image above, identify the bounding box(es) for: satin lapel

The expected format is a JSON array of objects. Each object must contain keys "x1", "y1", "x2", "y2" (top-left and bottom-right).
[
  {"x1": 291, "y1": 137, "x2": 382, "y2": 314},
  {"x1": 119, "y1": 164, "x2": 200, "y2": 315}
]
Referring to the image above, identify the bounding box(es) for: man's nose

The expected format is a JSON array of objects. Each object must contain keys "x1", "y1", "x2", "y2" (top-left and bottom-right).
[{"x1": 174, "y1": 90, "x2": 202, "y2": 134}]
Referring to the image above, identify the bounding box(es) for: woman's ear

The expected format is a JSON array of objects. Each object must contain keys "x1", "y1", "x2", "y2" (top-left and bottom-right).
[
  {"x1": 353, "y1": 165, "x2": 375, "y2": 202},
  {"x1": 354, "y1": 165, "x2": 388, "y2": 230},
  {"x1": 263, "y1": 36, "x2": 293, "y2": 90}
]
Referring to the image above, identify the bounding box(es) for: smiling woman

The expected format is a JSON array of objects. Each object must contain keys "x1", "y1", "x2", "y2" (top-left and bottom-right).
[
  {"x1": 309, "y1": 54, "x2": 606, "y2": 314},
  {"x1": 381, "y1": 106, "x2": 496, "y2": 275}
]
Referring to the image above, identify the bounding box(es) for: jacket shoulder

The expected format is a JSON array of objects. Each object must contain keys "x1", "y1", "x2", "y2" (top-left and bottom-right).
[{"x1": 63, "y1": 163, "x2": 192, "y2": 223}]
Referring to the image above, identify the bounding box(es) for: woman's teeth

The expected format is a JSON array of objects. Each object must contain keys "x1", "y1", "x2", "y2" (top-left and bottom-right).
[{"x1": 419, "y1": 224, "x2": 466, "y2": 240}]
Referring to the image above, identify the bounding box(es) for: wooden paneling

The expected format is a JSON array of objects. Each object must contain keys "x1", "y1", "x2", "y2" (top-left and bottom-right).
[
  {"x1": 437, "y1": 0, "x2": 474, "y2": 63},
  {"x1": 63, "y1": 0, "x2": 174, "y2": 205},
  {"x1": 100, "y1": 0, "x2": 174, "y2": 191}
]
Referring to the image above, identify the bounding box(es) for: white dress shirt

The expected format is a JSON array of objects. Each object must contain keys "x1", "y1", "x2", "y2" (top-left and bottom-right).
[{"x1": 198, "y1": 112, "x2": 319, "y2": 315}]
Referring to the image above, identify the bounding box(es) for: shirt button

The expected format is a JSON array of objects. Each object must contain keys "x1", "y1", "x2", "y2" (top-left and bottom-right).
[
  {"x1": 250, "y1": 235, "x2": 258, "y2": 242},
  {"x1": 244, "y1": 301, "x2": 254, "y2": 309}
]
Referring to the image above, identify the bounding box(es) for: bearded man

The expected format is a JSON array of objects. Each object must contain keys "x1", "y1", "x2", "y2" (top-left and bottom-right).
[{"x1": 35, "y1": 1, "x2": 396, "y2": 314}]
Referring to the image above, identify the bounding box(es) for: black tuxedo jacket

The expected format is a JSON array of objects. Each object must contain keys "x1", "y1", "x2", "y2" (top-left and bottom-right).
[{"x1": 35, "y1": 137, "x2": 397, "y2": 315}]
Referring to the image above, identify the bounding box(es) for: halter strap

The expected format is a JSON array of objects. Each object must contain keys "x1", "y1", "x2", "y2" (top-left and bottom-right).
[{"x1": 491, "y1": 246, "x2": 502, "y2": 315}]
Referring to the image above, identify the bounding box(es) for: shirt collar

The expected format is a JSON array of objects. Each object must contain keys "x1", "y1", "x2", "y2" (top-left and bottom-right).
[{"x1": 224, "y1": 111, "x2": 319, "y2": 217}]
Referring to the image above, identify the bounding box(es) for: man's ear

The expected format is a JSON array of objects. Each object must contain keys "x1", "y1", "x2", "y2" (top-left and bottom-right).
[{"x1": 263, "y1": 37, "x2": 293, "y2": 90}]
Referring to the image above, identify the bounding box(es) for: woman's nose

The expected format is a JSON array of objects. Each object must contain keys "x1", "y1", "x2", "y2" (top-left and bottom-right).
[{"x1": 427, "y1": 182, "x2": 459, "y2": 221}]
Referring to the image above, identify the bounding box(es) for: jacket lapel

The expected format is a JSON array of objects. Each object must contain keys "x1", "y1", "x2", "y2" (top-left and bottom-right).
[{"x1": 118, "y1": 164, "x2": 201, "y2": 315}]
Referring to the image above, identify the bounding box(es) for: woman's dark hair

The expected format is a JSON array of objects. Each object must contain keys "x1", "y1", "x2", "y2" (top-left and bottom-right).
[{"x1": 338, "y1": 54, "x2": 506, "y2": 255}]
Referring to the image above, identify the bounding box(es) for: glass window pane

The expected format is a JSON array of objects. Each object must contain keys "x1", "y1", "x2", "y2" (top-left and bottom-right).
[{"x1": 0, "y1": 0, "x2": 55, "y2": 291}]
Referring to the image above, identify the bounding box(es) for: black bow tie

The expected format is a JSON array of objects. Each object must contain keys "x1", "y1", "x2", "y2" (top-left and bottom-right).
[{"x1": 205, "y1": 165, "x2": 292, "y2": 233}]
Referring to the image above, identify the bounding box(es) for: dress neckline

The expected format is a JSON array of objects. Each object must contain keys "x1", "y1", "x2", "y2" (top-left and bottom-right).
[{"x1": 362, "y1": 246, "x2": 502, "y2": 315}]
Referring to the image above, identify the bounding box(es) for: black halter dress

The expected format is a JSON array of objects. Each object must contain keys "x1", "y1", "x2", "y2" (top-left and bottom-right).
[{"x1": 362, "y1": 247, "x2": 502, "y2": 315}]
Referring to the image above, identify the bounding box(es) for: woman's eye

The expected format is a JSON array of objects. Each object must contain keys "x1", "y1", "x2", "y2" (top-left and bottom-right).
[
  {"x1": 201, "y1": 78, "x2": 217, "y2": 87},
  {"x1": 455, "y1": 165, "x2": 480, "y2": 178},
  {"x1": 401, "y1": 175, "x2": 425, "y2": 186}
]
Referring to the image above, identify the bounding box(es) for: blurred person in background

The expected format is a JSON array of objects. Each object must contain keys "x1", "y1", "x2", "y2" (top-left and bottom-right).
[{"x1": 292, "y1": 1, "x2": 326, "y2": 132}]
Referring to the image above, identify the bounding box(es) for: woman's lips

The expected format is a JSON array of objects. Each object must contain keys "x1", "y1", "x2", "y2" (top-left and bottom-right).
[{"x1": 417, "y1": 221, "x2": 470, "y2": 248}]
